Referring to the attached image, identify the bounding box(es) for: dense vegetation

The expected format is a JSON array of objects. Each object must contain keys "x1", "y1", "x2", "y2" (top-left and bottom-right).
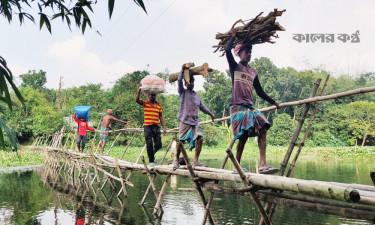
[{"x1": 2, "y1": 57, "x2": 375, "y2": 150}]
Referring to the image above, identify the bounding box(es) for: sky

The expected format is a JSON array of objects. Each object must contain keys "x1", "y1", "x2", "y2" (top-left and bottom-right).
[{"x1": 1, "y1": 0, "x2": 375, "y2": 91}]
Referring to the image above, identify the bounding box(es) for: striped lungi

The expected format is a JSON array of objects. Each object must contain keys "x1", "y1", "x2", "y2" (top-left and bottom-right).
[
  {"x1": 230, "y1": 105, "x2": 270, "y2": 140},
  {"x1": 179, "y1": 122, "x2": 203, "y2": 149}
]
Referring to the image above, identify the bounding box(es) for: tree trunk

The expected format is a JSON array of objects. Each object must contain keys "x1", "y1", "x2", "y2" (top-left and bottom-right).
[{"x1": 362, "y1": 133, "x2": 368, "y2": 147}]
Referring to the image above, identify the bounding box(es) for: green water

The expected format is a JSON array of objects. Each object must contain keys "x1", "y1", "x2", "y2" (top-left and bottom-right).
[{"x1": 0, "y1": 157, "x2": 374, "y2": 225}]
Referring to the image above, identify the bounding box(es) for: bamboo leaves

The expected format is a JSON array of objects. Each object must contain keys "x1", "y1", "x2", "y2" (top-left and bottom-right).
[
  {"x1": 0, "y1": 0, "x2": 147, "y2": 34},
  {"x1": 0, "y1": 56, "x2": 23, "y2": 149}
]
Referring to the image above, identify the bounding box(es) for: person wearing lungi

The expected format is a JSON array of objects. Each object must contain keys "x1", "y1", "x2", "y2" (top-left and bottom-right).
[
  {"x1": 226, "y1": 28, "x2": 280, "y2": 174},
  {"x1": 99, "y1": 109, "x2": 130, "y2": 155},
  {"x1": 173, "y1": 66, "x2": 215, "y2": 170}
]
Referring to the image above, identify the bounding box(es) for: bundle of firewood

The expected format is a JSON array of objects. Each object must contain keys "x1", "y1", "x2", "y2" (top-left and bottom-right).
[{"x1": 213, "y1": 9, "x2": 286, "y2": 56}]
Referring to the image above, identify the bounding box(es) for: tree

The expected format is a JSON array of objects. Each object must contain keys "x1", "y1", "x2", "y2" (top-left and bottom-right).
[
  {"x1": 203, "y1": 70, "x2": 232, "y2": 118},
  {"x1": 344, "y1": 101, "x2": 375, "y2": 146},
  {"x1": 0, "y1": 0, "x2": 146, "y2": 33},
  {"x1": 5, "y1": 87, "x2": 64, "y2": 140},
  {"x1": 268, "y1": 113, "x2": 296, "y2": 146},
  {"x1": 0, "y1": 0, "x2": 147, "y2": 148},
  {"x1": 20, "y1": 70, "x2": 47, "y2": 90}
]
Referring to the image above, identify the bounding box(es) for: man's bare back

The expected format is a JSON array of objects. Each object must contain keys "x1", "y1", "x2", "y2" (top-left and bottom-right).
[{"x1": 102, "y1": 115, "x2": 115, "y2": 127}]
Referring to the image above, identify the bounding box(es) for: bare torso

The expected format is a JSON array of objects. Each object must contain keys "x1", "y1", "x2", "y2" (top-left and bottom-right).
[{"x1": 102, "y1": 115, "x2": 113, "y2": 127}]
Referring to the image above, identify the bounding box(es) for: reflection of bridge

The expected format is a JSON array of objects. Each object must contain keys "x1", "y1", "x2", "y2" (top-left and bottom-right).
[{"x1": 32, "y1": 80, "x2": 375, "y2": 225}]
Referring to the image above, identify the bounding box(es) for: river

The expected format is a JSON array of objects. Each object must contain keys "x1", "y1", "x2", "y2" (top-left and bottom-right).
[{"x1": 0, "y1": 156, "x2": 374, "y2": 225}]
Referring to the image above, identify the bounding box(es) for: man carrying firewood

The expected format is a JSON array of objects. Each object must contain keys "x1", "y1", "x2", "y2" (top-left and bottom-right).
[
  {"x1": 173, "y1": 65, "x2": 215, "y2": 170},
  {"x1": 226, "y1": 28, "x2": 280, "y2": 174}
]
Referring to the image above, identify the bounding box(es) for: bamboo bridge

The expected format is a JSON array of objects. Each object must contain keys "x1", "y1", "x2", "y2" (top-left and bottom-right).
[{"x1": 31, "y1": 79, "x2": 375, "y2": 225}]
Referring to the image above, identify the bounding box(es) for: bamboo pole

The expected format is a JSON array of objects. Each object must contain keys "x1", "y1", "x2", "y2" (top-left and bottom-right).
[
  {"x1": 202, "y1": 139, "x2": 235, "y2": 225},
  {"x1": 287, "y1": 76, "x2": 330, "y2": 177},
  {"x1": 194, "y1": 86, "x2": 375, "y2": 126},
  {"x1": 262, "y1": 79, "x2": 322, "y2": 225},
  {"x1": 115, "y1": 158, "x2": 127, "y2": 198},
  {"x1": 105, "y1": 130, "x2": 124, "y2": 156},
  {"x1": 120, "y1": 130, "x2": 140, "y2": 159},
  {"x1": 140, "y1": 134, "x2": 176, "y2": 205},
  {"x1": 101, "y1": 131, "x2": 139, "y2": 190},
  {"x1": 279, "y1": 79, "x2": 321, "y2": 176},
  {"x1": 226, "y1": 149, "x2": 272, "y2": 225},
  {"x1": 41, "y1": 147, "x2": 364, "y2": 204},
  {"x1": 154, "y1": 174, "x2": 171, "y2": 215},
  {"x1": 179, "y1": 145, "x2": 215, "y2": 224},
  {"x1": 258, "y1": 192, "x2": 375, "y2": 221},
  {"x1": 125, "y1": 144, "x2": 147, "y2": 181},
  {"x1": 141, "y1": 157, "x2": 161, "y2": 200}
]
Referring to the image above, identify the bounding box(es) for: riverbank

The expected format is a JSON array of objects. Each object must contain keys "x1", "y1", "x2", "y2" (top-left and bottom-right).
[
  {"x1": 0, "y1": 146, "x2": 45, "y2": 168},
  {"x1": 107, "y1": 143, "x2": 375, "y2": 161},
  {"x1": 1, "y1": 144, "x2": 374, "y2": 168}
]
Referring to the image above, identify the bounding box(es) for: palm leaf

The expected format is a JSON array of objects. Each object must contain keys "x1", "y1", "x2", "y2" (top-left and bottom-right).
[{"x1": 0, "y1": 117, "x2": 18, "y2": 150}]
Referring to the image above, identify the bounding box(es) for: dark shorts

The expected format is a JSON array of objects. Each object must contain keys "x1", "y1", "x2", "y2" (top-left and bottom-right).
[
  {"x1": 77, "y1": 135, "x2": 87, "y2": 147},
  {"x1": 100, "y1": 126, "x2": 110, "y2": 141}
]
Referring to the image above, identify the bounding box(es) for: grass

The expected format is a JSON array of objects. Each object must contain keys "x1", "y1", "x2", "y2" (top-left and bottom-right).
[
  {"x1": 0, "y1": 146, "x2": 45, "y2": 168},
  {"x1": 104, "y1": 141, "x2": 375, "y2": 162},
  {"x1": 0, "y1": 143, "x2": 374, "y2": 168}
]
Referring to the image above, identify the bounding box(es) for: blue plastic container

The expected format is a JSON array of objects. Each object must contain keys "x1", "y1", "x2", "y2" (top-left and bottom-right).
[{"x1": 73, "y1": 106, "x2": 91, "y2": 122}]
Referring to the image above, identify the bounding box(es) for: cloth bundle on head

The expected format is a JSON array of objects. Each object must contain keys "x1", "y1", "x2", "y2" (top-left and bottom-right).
[
  {"x1": 234, "y1": 44, "x2": 253, "y2": 56},
  {"x1": 140, "y1": 75, "x2": 166, "y2": 95},
  {"x1": 234, "y1": 44, "x2": 244, "y2": 56}
]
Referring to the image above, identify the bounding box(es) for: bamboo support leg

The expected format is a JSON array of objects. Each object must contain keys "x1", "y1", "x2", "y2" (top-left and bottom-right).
[
  {"x1": 279, "y1": 79, "x2": 321, "y2": 176},
  {"x1": 115, "y1": 158, "x2": 127, "y2": 198},
  {"x1": 261, "y1": 79, "x2": 322, "y2": 225},
  {"x1": 286, "y1": 75, "x2": 329, "y2": 177},
  {"x1": 140, "y1": 135, "x2": 176, "y2": 205},
  {"x1": 106, "y1": 130, "x2": 124, "y2": 156},
  {"x1": 63, "y1": 132, "x2": 71, "y2": 149},
  {"x1": 202, "y1": 139, "x2": 235, "y2": 225},
  {"x1": 180, "y1": 145, "x2": 215, "y2": 225},
  {"x1": 226, "y1": 149, "x2": 271, "y2": 225},
  {"x1": 154, "y1": 174, "x2": 171, "y2": 215},
  {"x1": 101, "y1": 132, "x2": 140, "y2": 190},
  {"x1": 124, "y1": 144, "x2": 147, "y2": 182},
  {"x1": 141, "y1": 157, "x2": 160, "y2": 199},
  {"x1": 117, "y1": 201, "x2": 126, "y2": 225}
]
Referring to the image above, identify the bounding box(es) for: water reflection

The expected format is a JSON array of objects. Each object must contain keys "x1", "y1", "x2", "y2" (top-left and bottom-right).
[{"x1": 0, "y1": 157, "x2": 374, "y2": 225}]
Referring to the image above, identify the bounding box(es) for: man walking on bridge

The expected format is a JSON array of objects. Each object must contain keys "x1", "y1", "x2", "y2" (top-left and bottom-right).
[
  {"x1": 226, "y1": 28, "x2": 280, "y2": 174},
  {"x1": 173, "y1": 65, "x2": 215, "y2": 170},
  {"x1": 136, "y1": 84, "x2": 167, "y2": 166},
  {"x1": 99, "y1": 109, "x2": 130, "y2": 155}
]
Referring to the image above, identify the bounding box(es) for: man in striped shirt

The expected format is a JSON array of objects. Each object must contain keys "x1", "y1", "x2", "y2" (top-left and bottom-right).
[{"x1": 136, "y1": 84, "x2": 167, "y2": 166}]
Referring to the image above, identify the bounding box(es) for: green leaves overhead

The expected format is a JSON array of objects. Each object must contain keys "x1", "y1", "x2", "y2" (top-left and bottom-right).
[
  {"x1": 0, "y1": 56, "x2": 24, "y2": 110},
  {"x1": 0, "y1": 0, "x2": 147, "y2": 34},
  {"x1": 0, "y1": 56, "x2": 24, "y2": 149}
]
